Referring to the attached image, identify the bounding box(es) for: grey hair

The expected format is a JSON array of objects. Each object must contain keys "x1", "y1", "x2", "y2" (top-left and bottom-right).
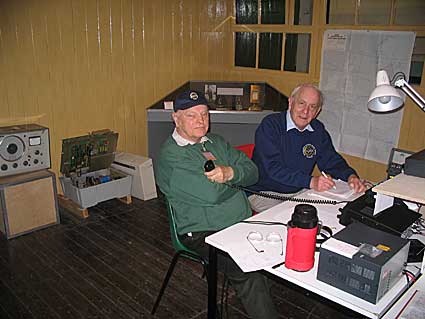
[{"x1": 290, "y1": 83, "x2": 324, "y2": 107}]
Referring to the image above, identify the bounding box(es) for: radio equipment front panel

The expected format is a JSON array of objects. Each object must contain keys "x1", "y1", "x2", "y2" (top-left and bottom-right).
[{"x1": 0, "y1": 124, "x2": 50, "y2": 177}]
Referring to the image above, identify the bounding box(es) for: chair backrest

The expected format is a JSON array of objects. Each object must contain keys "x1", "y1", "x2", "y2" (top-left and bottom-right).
[
  {"x1": 235, "y1": 143, "x2": 255, "y2": 159},
  {"x1": 165, "y1": 198, "x2": 195, "y2": 254}
]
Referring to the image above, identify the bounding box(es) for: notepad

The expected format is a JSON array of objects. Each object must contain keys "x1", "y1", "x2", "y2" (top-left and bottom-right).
[
  {"x1": 322, "y1": 179, "x2": 355, "y2": 199},
  {"x1": 306, "y1": 179, "x2": 359, "y2": 202}
]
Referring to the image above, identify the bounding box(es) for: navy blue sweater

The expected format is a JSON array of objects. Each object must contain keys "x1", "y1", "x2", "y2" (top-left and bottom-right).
[{"x1": 250, "y1": 112, "x2": 357, "y2": 194}]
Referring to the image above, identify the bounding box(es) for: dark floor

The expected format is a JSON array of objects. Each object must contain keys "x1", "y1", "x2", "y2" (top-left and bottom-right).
[{"x1": 0, "y1": 193, "x2": 364, "y2": 319}]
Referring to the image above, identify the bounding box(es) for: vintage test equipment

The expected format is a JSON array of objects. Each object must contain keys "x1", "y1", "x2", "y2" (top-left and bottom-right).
[
  {"x1": 0, "y1": 170, "x2": 59, "y2": 239},
  {"x1": 59, "y1": 130, "x2": 131, "y2": 209},
  {"x1": 317, "y1": 222, "x2": 409, "y2": 304},
  {"x1": 111, "y1": 152, "x2": 157, "y2": 201},
  {"x1": 0, "y1": 124, "x2": 50, "y2": 177},
  {"x1": 404, "y1": 149, "x2": 425, "y2": 178},
  {"x1": 387, "y1": 148, "x2": 414, "y2": 179},
  {"x1": 338, "y1": 190, "x2": 421, "y2": 237},
  {"x1": 338, "y1": 190, "x2": 424, "y2": 264}
]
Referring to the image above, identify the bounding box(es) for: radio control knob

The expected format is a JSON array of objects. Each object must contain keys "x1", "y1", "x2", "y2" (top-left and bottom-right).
[
  {"x1": 23, "y1": 161, "x2": 28, "y2": 166},
  {"x1": 1, "y1": 164, "x2": 7, "y2": 171},
  {"x1": 12, "y1": 163, "x2": 18, "y2": 168},
  {"x1": 35, "y1": 150, "x2": 40, "y2": 155},
  {"x1": 34, "y1": 159, "x2": 39, "y2": 164},
  {"x1": 6, "y1": 143, "x2": 18, "y2": 154}
]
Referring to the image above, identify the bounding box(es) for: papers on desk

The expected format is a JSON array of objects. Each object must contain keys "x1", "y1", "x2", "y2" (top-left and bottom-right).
[
  {"x1": 397, "y1": 290, "x2": 425, "y2": 319},
  {"x1": 305, "y1": 179, "x2": 360, "y2": 202},
  {"x1": 225, "y1": 224, "x2": 285, "y2": 272}
]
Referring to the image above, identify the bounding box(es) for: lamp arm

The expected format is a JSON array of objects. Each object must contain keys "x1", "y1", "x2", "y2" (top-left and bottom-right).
[{"x1": 394, "y1": 78, "x2": 425, "y2": 112}]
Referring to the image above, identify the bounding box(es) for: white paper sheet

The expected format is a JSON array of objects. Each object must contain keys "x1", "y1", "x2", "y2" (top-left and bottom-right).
[
  {"x1": 319, "y1": 30, "x2": 416, "y2": 164},
  {"x1": 398, "y1": 290, "x2": 425, "y2": 319},
  {"x1": 224, "y1": 225, "x2": 286, "y2": 272},
  {"x1": 374, "y1": 192, "x2": 394, "y2": 216},
  {"x1": 304, "y1": 180, "x2": 362, "y2": 202}
]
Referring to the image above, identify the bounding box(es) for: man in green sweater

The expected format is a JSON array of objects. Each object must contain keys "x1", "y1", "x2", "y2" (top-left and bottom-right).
[{"x1": 155, "y1": 90, "x2": 278, "y2": 319}]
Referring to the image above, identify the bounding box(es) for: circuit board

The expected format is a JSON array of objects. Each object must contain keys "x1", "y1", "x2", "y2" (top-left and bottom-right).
[{"x1": 60, "y1": 129, "x2": 118, "y2": 176}]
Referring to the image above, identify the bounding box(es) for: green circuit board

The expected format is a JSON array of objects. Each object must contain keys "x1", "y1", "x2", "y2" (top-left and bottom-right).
[{"x1": 60, "y1": 129, "x2": 118, "y2": 176}]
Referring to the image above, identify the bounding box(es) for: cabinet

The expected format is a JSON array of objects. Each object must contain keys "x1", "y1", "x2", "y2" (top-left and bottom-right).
[
  {"x1": 0, "y1": 170, "x2": 59, "y2": 239},
  {"x1": 147, "y1": 81, "x2": 289, "y2": 165}
]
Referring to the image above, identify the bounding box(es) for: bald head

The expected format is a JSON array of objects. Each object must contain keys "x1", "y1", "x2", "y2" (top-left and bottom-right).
[{"x1": 290, "y1": 84, "x2": 324, "y2": 109}]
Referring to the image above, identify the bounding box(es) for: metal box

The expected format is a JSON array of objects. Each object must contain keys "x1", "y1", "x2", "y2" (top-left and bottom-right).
[
  {"x1": 317, "y1": 222, "x2": 409, "y2": 304},
  {"x1": 59, "y1": 130, "x2": 132, "y2": 209},
  {"x1": 0, "y1": 124, "x2": 51, "y2": 177},
  {"x1": 111, "y1": 152, "x2": 157, "y2": 201},
  {"x1": 404, "y1": 149, "x2": 425, "y2": 178}
]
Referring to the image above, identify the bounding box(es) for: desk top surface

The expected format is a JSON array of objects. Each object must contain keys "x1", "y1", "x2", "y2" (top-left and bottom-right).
[
  {"x1": 382, "y1": 274, "x2": 425, "y2": 318},
  {"x1": 206, "y1": 194, "x2": 418, "y2": 319}
]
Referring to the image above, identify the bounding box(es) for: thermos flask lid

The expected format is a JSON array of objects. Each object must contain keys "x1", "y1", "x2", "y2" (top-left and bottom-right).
[{"x1": 289, "y1": 204, "x2": 318, "y2": 229}]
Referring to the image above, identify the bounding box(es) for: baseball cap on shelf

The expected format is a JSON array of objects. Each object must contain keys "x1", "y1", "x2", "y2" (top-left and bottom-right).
[{"x1": 174, "y1": 90, "x2": 208, "y2": 111}]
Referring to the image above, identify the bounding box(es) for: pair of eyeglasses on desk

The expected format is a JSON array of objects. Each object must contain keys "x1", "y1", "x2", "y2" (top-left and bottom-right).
[{"x1": 246, "y1": 231, "x2": 284, "y2": 255}]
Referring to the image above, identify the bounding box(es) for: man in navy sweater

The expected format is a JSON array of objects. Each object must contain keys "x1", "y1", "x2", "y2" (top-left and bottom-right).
[{"x1": 249, "y1": 83, "x2": 366, "y2": 212}]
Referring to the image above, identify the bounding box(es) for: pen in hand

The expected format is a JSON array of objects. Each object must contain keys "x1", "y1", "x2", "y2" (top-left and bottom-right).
[{"x1": 321, "y1": 171, "x2": 337, "y2": 190}]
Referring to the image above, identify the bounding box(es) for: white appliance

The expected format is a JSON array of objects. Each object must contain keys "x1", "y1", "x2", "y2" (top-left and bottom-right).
[{"x1": 111, "y1": 152, "x2": 157, "y2": 201}]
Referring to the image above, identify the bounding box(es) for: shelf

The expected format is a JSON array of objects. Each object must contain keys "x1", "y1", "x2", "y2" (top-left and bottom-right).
[{"x1": 372, "y1": 173, "x2": 425, "y2": 205}]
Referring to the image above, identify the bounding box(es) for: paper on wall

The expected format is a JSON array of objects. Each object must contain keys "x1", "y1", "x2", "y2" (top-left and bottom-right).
[{"x1": 319, "y1": 30, "x2": 416, "y2": 164}]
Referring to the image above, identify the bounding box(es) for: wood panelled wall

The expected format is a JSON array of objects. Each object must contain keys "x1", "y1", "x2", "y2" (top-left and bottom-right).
[
  {"x1": 0, "y1": 0, "x2": 424, "y2": 184},
  {"x1": 0, "y1": 0, "x2": 232, "y2": 178}
]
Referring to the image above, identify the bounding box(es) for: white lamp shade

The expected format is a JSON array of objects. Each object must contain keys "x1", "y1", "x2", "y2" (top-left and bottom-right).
[{"x1": 367, "y1": 70, "x2": 404, "y2": 112}]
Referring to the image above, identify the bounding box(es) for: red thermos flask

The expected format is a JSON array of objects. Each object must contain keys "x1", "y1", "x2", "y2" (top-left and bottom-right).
[{"x1": 285, "y1": 204, "x2": 318, "y2": 272}]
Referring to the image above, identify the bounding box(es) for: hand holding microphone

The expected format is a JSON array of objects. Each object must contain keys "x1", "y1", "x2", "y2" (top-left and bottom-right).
[{"x1": 204, "y1": 160, "x2": 234, "y2": 183}]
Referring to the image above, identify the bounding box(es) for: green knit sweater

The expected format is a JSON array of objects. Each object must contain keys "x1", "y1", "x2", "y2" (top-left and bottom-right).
[{"x1": 155, "y1": 133, "x2": 258, "y2": 235}]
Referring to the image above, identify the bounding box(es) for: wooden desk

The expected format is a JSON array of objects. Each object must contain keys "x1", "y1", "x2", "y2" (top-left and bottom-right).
[
  {"x1": 205, "y1": 197, "x2": 419, "y2": 319},
  {"x1": 373, "y1": 173, "x2": 425, "y2": 205}
]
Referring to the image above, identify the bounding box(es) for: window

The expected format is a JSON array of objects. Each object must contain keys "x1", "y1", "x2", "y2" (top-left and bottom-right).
[
  {"x1": 326, "y1": 0, "x2": 425, "y2": 85},
  {"x1": 261, "y1": 0, "x2": 285, "y2": 24},
  {"x1": 358, "y1": 0, "x2": 391, "y2": 25},
  {"x1": 236, "y1": 0, "x2": 258, "y2": 24},
  {"x1": 234, "y1": 0, "x2": 311, "y2": 74},
  {"x1": 259, "y1": 33, "x2": 283, "y2": 70},
  {"x1": 410, "y1": 37, "x2": 425, "y2": 85},
  {"x1": 394, "y1": 0, "x2": 425, "y2": 25},
  {"x1": 327, "y1": 0, "x2": 355, "y2": 25},
  {"x1": 294, "y1": 0, "x2": 313, "y2": 25},
  {"x1": 327, "y1": 0, "x2": 425, "y2": 26},
  {"x1": 235, "y1": 32, "x2": 257, "y2": 67},
  {"x1": 284, "y1": 33, "x2": 310, "y2": 72}
]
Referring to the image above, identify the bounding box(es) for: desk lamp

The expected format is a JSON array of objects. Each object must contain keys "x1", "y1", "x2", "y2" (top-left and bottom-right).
[
  {"x1": 368, "y1": 70, "x2": 425, "y2": 178},
  {"x1": 367, "y1": 70, "x2": 425, "y2": 112}
]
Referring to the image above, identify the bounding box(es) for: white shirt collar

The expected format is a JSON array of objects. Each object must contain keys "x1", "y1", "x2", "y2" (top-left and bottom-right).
[
  {"x1": 286, "y1": 111, "x2": 314, "y2": 132},
  {"x1": 172, "y1": 128, "x2": 211, "y2": 146}
]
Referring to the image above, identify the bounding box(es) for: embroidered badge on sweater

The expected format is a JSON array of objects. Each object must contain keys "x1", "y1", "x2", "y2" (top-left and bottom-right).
[{"x1": 303, "y1": 144, "x2": 316, "y2": 158}]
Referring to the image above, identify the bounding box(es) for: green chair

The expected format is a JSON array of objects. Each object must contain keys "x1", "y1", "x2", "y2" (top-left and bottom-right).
[{"x1": 151, "y1": 199, "x2": 209, "y2": 315}]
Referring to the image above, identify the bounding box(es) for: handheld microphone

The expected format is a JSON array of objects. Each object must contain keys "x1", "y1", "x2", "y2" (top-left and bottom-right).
[{"x1": 204, "y1": 160, "x2": 215, "y2": 172}]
